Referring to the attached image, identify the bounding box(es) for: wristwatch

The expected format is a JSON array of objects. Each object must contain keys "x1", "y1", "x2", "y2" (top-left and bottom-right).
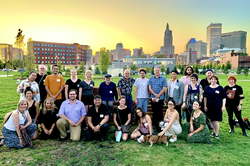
[{"x1": 99, "y1": 123, "x2": 102, "y2": 127}]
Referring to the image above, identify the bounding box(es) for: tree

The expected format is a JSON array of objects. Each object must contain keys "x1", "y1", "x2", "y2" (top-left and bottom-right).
[
  {"x1": 178, "y1": 62, "x2": 182, "y2": 70},
  {"x1": 221, "y1": 64, "x2": 225, "y2": 70},
  {"x1": 209, "y1": 61, "x2": 213, "y2": 69},
  {"x1": 47, "y1": 62, "x2": 51, "y2": 75},
  {"x1": 217, "y1": 64, "x2": 221, "y2": 70},
  {"x1": 236, "y1": 67, "x2": 242, "y2": 75},
  {"x1": 123, "y1": 65, "x2": 127, "y2": 72},
  {"x1": 223, "y1": 66, "x2": 229, "y2": 74},
  {"x1": 212, "y1": 63, "x2": 217, "y2": 70},
  {"x1": 88, "y1": 66, "x2": 92, "y2": 70},
  {"x1": 14, "y1": 29, "x2": 26, "y2": 70},
  {"x1": 25, "y1": 45, "x2": 36, "y2": 72},
  {"x1": 57, "y1": 61, "x2": 63, "y2": 74},
  {"x1": 180, "y1": 66, "x2": 184, "y2": 75},
  {"x1": 153, "y1": 54, "x2": 166, "y2": 58},
  {"x1": 226, "y1": 61, "x2": 232, "y2": 70},
  {"x1": 11, "y1": 59, "x2": 23, "y2": 70},
  {"x1": 206, "y1": 62, "x2": 209, "y2": 69},
  {"x1": 0, "y1": 60, "x2": 4, "y2": 69},
  {"x1": 243, "y1": 67, "x2": 249, "y2": 77},
  {"x1": 152, "y1": 66, "x2": 155, "y2": 75},
  {"x1": 130, "y1": 64, "x2": 138, "y2": 74},
  {"x1": 98, "y1": 50, "x2": 111, "y2": 76},
  {"x1": 165, "y1": 67, "x2": 170, "y2": 75},
  {"x1": 173, "y1": 65, "x2": 177, "y2": 71},
  {"x1": 145, "y1": 67, "x2": 152, "y2": 74},
  {"x1": 95, "y1": 66, "x2": 100, "y2": 74},
  {"x1": 160, "y1": 65, "x2": 165, "y2": 73},
  {"x1": 195, "y1": 65, "x2": 199, "y2": 74},
  {"x1": 78, "y1": 62, "x2": 85, "y2": 75},
  {"x1": 202, "y1": 65, "x2": 206, "y2": 74}
]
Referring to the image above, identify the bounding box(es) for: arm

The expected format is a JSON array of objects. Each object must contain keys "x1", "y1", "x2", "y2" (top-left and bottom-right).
[
  {"x1": 134, "y1": 86, "x2": 138, "y2": 105},
  {"x1": 114, "y1": 85, "x2": 118, "y2": 101},
  {"x1": 113, "y1": 113, "x2": 121, "y2": 130},
  {"x1": 65, "y1": 84, "x2": 69, "y2": 100},
  {"x1": 189, "y1": 116, "x2": 194, "y2": 132},
  {"x1": 94, "y1": 115, "x2": 109, "y2": 132},
  {"x1": 189, "y1": 124, "x2": 204, "y2": 138},
  {"x1": 40, "y1": 123, "x2": 49, "y2": 134},
  {"x1": 125, "y1": 113, "x2": 131, "y2": 125},
  {"x1": 163, "y1": 109, "x2": 169, "y2": 122},
  {"x1": 117, "y1": 88, "x2": 122, "y2": 98},
  {"x1": 146, "y1": 115, "x2": 153, "y2": 135},
  {"x1": 88, "y1": 116, "x2": 95, "y2": 130},
  {"x1": 238, "y1": 94, "x2": 244, "y2": 111},
  {"x1": 54, "y1": 86, "x2": 64, "y2": 99},
  {"x1": 98, "y1": 84, "x2": 103, "y2": 96},
  {"x1": 45, "y1": 85, "x2": 53, "y2": 98},
  {"x1": 12, "y1": 111, "x2": 23, "y2": 146},
  {"x1": 134, "y1": 120, "x2": 141, "y2": 131},
  {"x1": 158, "y1": 112, "x2": 178, "y2": 136},
  {"x1": 155, "y1": 87, "x2": 166, "y2": 99},
  {"x1": 199, "y1": 85, "x2": 203, "y2": 102},
  {"x1": 48, "y1": 123, "x2": 56, "y2": 135},
  {"x1": 76, "y1": 115, "x2": 85, "y2": 126},
  {"x1": 58, "y1": 114, "x2": 77, "y2": 126},
  {"x1": 34, "y1": 101, "x2": 40, "y2": 124},
  {"x1": 221, "y1": 98, "x2": 226, "y2": 112},
  {"x1": 179, "y1": 82, "x2": 184, "y2": 104},
  {"x1": 204, "y1": 97, "x2": 208, "y2": 112},
  {"x1": 182, "y1": 85, "x2": 188, "y2": 108},
  {"x1": 79, "y1": 87, "x2": 82, "y2": 101},
  {"x1": 17, "y1": 81, "x2": 24, "y2": 93}
]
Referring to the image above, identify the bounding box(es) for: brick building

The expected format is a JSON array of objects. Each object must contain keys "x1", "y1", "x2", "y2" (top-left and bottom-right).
[
  {"x1": 0, "y1": 44, "x2": 13, "y2": 62},
  {"x1": 27, "y1": 41, "x2": 87, "y2": 65},
  {"x1": 220, "y1": 52, "x2": 250, "y2": 69}
]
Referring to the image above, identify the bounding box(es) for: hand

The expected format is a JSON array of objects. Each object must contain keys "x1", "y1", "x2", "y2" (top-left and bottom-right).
[
  {"x1": 69, "y1": 121, "x2": 77, "y2": 126},
  {"x1": 182, "y1": 103, "x2": 186, "y2": 109},
  {"x1": 237, "y1": 105, "x2": 242, "y2": 111},
  {"x1": 188, "y1": 132, "x2": 194, "y2": 138},
  {"x1": 117, "y1": 126, "x2": 121, "y2": 131},
  {"x1": 190, "y1": 127, "x2": 194, "y2": 133},
  {"x1": 135, "y1": 99, "x2": 138, "y2": 105},
  {"x1": 48, "y1": 129, "x2": 52, "y2": 135},
  {"x1": 204, "y1": 107, "x2": 208, "y2": 112},
  {"x1": 158, "y1": 131, "x2": 164, "y2": 136},
  {"x1": 178, "y1": 102, "x2": 181, "y2": 106},
  {"x1": 44, "y1": 129, "x2": 49, "y2": 134},
  {"x1": 94, "y1": 125, "x2": 100, "y2": 132},
  {"x1": 115, "y1": 100, "x2": 118, "y2": 103},
  {"x1": 19, "y1": 125, "x2": 26, "y2": 130},
  {"x1": 51, "y1": 95, "x2": 56, "y2": 101},
  {"x1": 19, "y1": 85, "x2": 23, "y2": 90},
  {"x1": 19, "y1": 139, "x2": 23, "y2": 146},
  {"x1": 221, "y1": 106, "x2": 225, "y2": 112},
  {"x1": 155, "y1": 94, "x2": 160, "y2": 99}
]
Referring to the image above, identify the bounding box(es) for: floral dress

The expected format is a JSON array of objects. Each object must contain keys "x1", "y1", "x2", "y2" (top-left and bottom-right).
[{"x1": 184, "y1": 111, "x2": 211, "y2": 143}]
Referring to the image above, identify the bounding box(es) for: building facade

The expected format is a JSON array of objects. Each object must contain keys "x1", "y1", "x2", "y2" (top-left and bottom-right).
[
  {"x1": 207, "y1": 23, "x2": 222, "y2": 56},
  {"x1": 160, "y1": 23, "x2": 175, "y2": 56},
  {"x1": 27, "y1": 41, "x2": 87, "y2": 66},
  {"x1": 133, "y1": 47, "x2": 143, "y2": 57},
  {"x1": 220, "y1": 31, "x2": 247, "y2": 50},
  {"x1": 220, "y1": 52, "x2": 250, "y2": 69},
  {"x1": 0, "y1": 44, "x2": 13, "y2": 62}
]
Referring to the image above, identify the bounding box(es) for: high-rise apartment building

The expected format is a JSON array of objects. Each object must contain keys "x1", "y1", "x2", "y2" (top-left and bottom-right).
[
  {"x1": 27, "y1": 41, "x2": 87, "y2": 65},
  {"x1": 133, "y1": 47, "x2": 143, "y2": 57},
  {"x1": 160, "y1": 23, "x2": 175, "y2": 55},
  {"x1": 206, "y1": 23, "x2": 222, "y2": 56},
  {"x1": 220, "y1": 31, "x2": 247, "y2": 50}
]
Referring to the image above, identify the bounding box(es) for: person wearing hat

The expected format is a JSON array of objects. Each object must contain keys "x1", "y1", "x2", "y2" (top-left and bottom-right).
[
  {"x1": 99, "y1": 74, "x2": 118, "y2": 118},
  {"x1": 86, "y1": 95, "x2": 109, "y2": 141},
  {"x1": 56, "y1": 89, "x2": 86, "y2": 142}
]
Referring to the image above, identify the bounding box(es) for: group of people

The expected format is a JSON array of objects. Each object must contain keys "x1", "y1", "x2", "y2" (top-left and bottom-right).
[{"x1": 0, "y1": 64, "x2": 248, "y2": 148}]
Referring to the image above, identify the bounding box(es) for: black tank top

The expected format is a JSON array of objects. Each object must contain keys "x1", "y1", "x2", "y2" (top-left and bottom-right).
[{"x1": 28, "y1": 100, "x2": 36, "y2": 119}]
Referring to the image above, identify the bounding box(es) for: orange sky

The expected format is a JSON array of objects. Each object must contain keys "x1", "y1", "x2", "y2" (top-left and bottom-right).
[{"x1": 0, "y1": 0, "x2": 250, "y2": 55}]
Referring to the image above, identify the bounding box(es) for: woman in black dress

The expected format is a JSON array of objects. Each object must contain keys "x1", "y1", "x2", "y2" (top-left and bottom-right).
[
  {"x1": 39, "y1": 98, "x2": 58, "y2": 140},
  {"x1": 224, "y1": 75, "x2": 248, "y2": 136},
  {"x1": 204, "y1": 75, "x2": 226, "y2": 139},
  {"x1": 113, "y1": 96, "x2": 131, "y2": 141},
  {"x1": 65, "y1": 69, "x2": 81, "y2": 100}
]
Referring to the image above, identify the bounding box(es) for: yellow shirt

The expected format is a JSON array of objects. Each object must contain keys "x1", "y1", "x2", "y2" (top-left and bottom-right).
[{"x1": 44, "y1": 75, "x2": 65, "y2": 100}]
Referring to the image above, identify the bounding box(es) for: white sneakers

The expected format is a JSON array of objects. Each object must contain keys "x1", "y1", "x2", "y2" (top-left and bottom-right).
[{"x1": 169, "y1": 136, "x2": 177, "y2": 142}]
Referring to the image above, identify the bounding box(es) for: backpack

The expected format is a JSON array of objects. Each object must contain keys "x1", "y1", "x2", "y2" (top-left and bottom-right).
[{"x1": 3, "y1": 111, "x2": 15, "y2": 124}]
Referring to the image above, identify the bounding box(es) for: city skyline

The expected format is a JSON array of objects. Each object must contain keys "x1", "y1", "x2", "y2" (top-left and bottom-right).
[{"x1": 0, "y1": 0, "x2": 250, "y2": 55}]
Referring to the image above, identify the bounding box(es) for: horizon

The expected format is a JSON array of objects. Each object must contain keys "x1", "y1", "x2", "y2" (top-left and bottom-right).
[{"x1": 0, "y1": 0, "x2": 249, "y2": 55}]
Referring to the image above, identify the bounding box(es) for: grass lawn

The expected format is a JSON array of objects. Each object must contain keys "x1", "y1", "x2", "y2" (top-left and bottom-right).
[{"x1": 1, "y1": 74, "x2": 250, "y2": 165}]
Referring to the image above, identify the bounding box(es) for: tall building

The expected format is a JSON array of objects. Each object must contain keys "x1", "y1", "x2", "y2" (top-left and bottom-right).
[
  {"x1": 160, "y1": 23, "x2": 175, "y2": 55},
  {"x1": 206, "y1": 23, "x2": 222, "y2": 56},
  {"x1": 81, "y1": 45, "x2": 92, "y2": 63},
  {"x1": 115, "y1": 43, "x2": 123, "y2": 60},
  {"x1": 27, "y1": 41, "x2": 87, "y2": 65},
  {"x1": 133, "y1": 47, "x2": 143, "y2": 57},
  {"x1": 220, "y1": 31, "x2": 247, "y2": 50},
  {"x1": 12, "y1": 47, "x2": 24, "y2": 60},
  {"x1": 186, "y1": 38, "x2": 207, "y2": 58},
  {"x1": 0, "y1": 44, "x2": 13, "y2": 62},
  {"x1": 179, "y1": 49, "x2": 197, "y2": 65},
  {"x1": 111, "y1": 43, "x2": 131, "y2": 60}
]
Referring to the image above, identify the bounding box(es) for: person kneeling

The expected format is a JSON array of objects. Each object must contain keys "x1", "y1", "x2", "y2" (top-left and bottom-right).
[
  {"x1": 87, "y1": 95, "x2": 109, "y2": 142},
  {"x1": 158, "y1": 100, "x2": 182, "y2": 142},
  {"x1": 184, "y1": 100, "x2": 211, "y2": 143},
  {"x1": 56, "y1": 89, "x2": 86, "y2": 142}
]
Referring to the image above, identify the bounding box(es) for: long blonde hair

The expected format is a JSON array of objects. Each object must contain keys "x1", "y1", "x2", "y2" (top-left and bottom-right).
[
  {"x1": 43, "y1": 98, "x2": 57, "y2": 114},
  {"x1": 17, "y1": 100, "x2": 29, "y2": 111}
]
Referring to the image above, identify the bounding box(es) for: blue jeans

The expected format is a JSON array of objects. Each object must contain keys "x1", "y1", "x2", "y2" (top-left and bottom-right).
[
  {"x1": 137, "y1": 98, "x2": 148, "y2": 112},
  {"x1": 125, "y1": 95, "x2": 134, "y2": 123}
]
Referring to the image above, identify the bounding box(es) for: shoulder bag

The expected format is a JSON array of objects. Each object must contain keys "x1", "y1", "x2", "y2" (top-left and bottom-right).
[{"x1": 116, "y1": 107, "x2": 130, "y2": 133}]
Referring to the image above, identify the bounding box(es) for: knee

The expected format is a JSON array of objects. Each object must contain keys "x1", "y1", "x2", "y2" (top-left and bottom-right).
[
  {"x1": 71, "y1": 137, "x2": 80, "y2": 142},
  {"x1": 56, "y1": 119, "x2": 64, "y2": 126},
  {"x1": 122, "y1": 135, "x2": 128, "y2": 141}
]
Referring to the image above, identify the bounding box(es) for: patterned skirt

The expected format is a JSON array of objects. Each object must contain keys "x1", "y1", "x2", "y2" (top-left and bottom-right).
[{"x1": 2, "y1": 123, "x2": 37, "y2": 148}]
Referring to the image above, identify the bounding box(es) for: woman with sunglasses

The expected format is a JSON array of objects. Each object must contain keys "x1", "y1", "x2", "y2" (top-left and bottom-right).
[
  {"x1": 158, "y1": 100, "x2": 182, "y2": 142},
  {"x1": 185, "y1": 100, "x2": 211, "y2": 143},
  {"x1": 131, "y1": 107, "x2": 153, "y2": 140}
]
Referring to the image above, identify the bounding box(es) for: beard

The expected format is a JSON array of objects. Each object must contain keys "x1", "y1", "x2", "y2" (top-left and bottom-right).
[{"x1": 187, "y1": 73, "x2": 192, "y2": 76}]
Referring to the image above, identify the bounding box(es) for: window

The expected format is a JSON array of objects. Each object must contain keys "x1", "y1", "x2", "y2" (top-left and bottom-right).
[
  {"x1": 38, "y1": 61, "x2": 40, "y2": 63},
  {"x1": 34, "y1": 43, "x2": 36, "y2": 46},
  {"x1": 38, "y1": 48, "x2": 40, "y2": 51},
  {"x1": 34, "y1": 52, "x2": 36, "y2": 55},
  {"x1": 34, "y1": 48, "x2": 36, "y2": 50},
  {"x1": 63, "y1": 46, "x2": 65, "y2": 48},
  {"x1": 42, "y1": 48, "x2": 44, "y2": 51},
  {"x1": 51, "y1": 45, "x2": 53, "y2": 47},
  {"x1": 41, "y1": 44, "x2": 44, "y2": 46},
  {"x1": 38, "y1": 43, "x2": 40, "y2": 46},
  {"x1": 45, "y1": 44, "x2": 47, "y2": 47},
  {"x1": 48, "y1": 44, "x2": 50, "y2": 47}
]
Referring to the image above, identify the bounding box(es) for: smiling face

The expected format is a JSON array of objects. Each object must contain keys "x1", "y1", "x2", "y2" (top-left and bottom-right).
[
  {"x1": 154, "y1": 67, "x2": 160, "y2": 76},
  {"x1": 52, "y1": 66, "x2": 59, "y2": 74},
  {"x1": 171, "y1": 72, "x2": 177, "y2": 80},
  {"x1": 192, "y1": 101, "x2": 201, "y2": 110},
  {"x1": 69, "y1": 91, "x2": 77, "y2": 100},
  {"x1": 46, "y1": 100, "x2": 52, "y2": 109},
  {"x1": 140, "y1": 71, "x2": 146, "y2": 79},
  {"x1": 190, "y1": 76, "x2": 197, "y2": 83},
  {"x1": 38, "y1": 65, "x2": 46, "y2": 74},
  {"x1": 136, "y1": 109, "x2": 142, "y2": 117},
  {"x1": 168, "y1": 101, "x2": 175, "y2": 108},
  {"x1": 206, "y1": 71, "x2": 213, "y2": 79},
  {"x1": 86, "y1": 72, "x2": 92, "y2": 79},
  {"x1": 94, "y1": 97, "x2": 102, "y2": 107},
  {"x1": 29, "y1": 73, "x2": 37, "y2": 82},
  {"x1": 210, "y1": 77, "x2": 217, "y2": 85},
  {"x1": 25, "y1": 91, "x2": 33, "y2": 99},
  {"x1": 119, "y1": 98, "x2": 126, "y2": 106},
  {"x1": 228, "y1": 78, "x2": 235, "y2": 85},
  {"x1": 124, "y1": 70, "x2": 130, "y2": 79},
  {"x1": 186, "y1": 67, "x2": 193, "y2": 75},
  {"x1": 105, "y1": 77, "x2": 111, "y2": 84},
  {"x1": 18, "y1": 101, "x2": 28, "y2": 111},
  {"x1": 70, "y1": 69, "x2": 77, "y2": 77}
]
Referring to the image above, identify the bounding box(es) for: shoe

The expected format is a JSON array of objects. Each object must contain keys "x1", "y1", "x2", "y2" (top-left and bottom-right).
[
  {"x1": 169, "y1": 136, "x2": 177, "y2": 142},
  {"x1": 210, "y1": 132, "x2": 216, "y2": 137},
  {"x1": 229, "y1": 129, "x2": 234, "y2": 133},
  {"x1": 58, "y1": 137, "x2": 66, "y2": 142},
  {"x1": 0, "y1": 138, "x2": 4, "y2": 146},
  {"x1": 214, "y1": 134, "x2": 220, "y2": 139},
  {"x1": 243, "y1": 132, "x2": 249, "y2": 137}
]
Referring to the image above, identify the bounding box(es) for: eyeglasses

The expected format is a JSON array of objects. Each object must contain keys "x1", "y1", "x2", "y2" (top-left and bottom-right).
[
  {"x1": 168, "y1": 103, "x2": 174, "y2": 106},
  {"x1": 136, "y1": 111, "x2": 141, "y2": 114}
]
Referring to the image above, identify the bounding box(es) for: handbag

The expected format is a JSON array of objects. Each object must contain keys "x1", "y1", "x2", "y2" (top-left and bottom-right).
[
  {"x1": 19, "y1": 111, "x2": 33, "y2": 147},
  {"x1": 116, "y1": 107, "x2": 130, "y2": 133}
]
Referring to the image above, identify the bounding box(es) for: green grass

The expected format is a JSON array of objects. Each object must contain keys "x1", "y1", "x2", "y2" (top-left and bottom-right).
[{"x1": 1, "y1": 75, "x2": 250, "y2": 165}]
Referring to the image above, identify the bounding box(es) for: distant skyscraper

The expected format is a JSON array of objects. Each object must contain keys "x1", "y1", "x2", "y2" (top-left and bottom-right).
[
  {"x1": 160, "y1": 23, "x2": 175, "y2": 55},
  {"x1": 206, "y1": 23, "x2": 222, "y2": 56},
  {"x1": 186, "y1": 38, "x2": 207, "y2": 58},
  {"x1": 115, "y1": 43, "x2": 123, "y2": 60},
  {"x1": 220, "y1": 31, "x2": 247, "y2": 50},
  {"x1": 133, "y1": 47, "x2": 143, "y2": 57}
]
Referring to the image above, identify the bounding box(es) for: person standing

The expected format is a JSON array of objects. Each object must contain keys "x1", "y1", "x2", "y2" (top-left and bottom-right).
[
  {"x1": 87, "y1": 95, "x2": 109, "y2": 141},
  {"x1": 224, "y1": 75, "x2": 248, "y2": 136},
  {"x1": 56, "y1": 89, "x2": 86, "y2": 142},
  {"x1": 65, "y1": 69, "x2": 81, "y2": 100},
  {"x1": 17, "y1": 71, "x2": 40, "y2": 102},
  {"x1": 148, "y1": 65, "x2": 167, "y2": 132},
  {"x1": 134, "y1": 69, "x2": 149, "y2": 112},
  {"x1": 44, "y1": 65, "x2": 65, "y2": 110},
  {"x1": 35, "y1": 65, "x2": 47, "y2": 107},
  {"x1": 79, "y1": 70, "x2": 95, "y2": 130},
  {"x1": 200, "y1": 69, "x2": 220, "y2": 90},
  {"x1": 99, "y1": 74, "x2": 118, "y2": 116},
  {"x1": 165, "y1": 70, "x2": 184, "y2": 124},
  {"x1": 117, "y1": 69, "x2": 135, "y2": 122},
  {"x1": 204, "y1": 75, "x2": 226, "y2": 139}
]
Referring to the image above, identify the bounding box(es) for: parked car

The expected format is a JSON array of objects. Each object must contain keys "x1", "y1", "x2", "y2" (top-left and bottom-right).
[
  {"x1": 18, "y1": 68, "x2": 25, "y2": 72},
  {"x1": 3, "y1": 68, "x2": 13, "y2": 71}
]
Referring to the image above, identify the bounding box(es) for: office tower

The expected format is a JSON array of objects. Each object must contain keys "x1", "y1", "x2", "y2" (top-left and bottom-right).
[
  {"x1": 133, "y1": 47, "x2": 143, "y2": 57},
  {"x1": 206, "y1": 23, "x2": 222, "y2": 56},
  {"x1": 160, "y1": 23, "x2": 175, "y2": 55},
  {"x1": 220, "y1": 31, "x2": 247, "y2": 50},
  {"x1": 186, "y1": 38, "x2": 207, "y2": 58}
]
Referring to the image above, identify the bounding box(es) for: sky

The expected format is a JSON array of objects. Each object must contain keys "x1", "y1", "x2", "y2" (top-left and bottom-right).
[{"x1": 0, "y1": 0, "x2": 250, "y2": 55}]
